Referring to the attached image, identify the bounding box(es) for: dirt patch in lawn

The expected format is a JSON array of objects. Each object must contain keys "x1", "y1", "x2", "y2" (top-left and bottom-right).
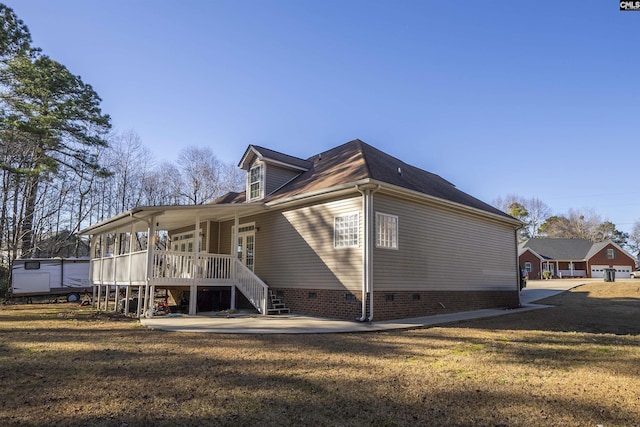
[{"x1": 0, "y1": 281, "x2": 638, "y2": 426}]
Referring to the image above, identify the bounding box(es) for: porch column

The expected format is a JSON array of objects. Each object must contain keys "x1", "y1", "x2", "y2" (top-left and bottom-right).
[
  {"x1": 147, "y1": 284, "x2": 155, "y2": 317},
  {"x1": 189, "y1": 284, "x2": 197, "y2": 315},
  {"x1": 101, "y1": 283, "x2": 108, "y2": 312},
  {"x1": 124, "y1": 285, "x2": 131, "y2": 315},
  {"x1": 143, "y1": 217, "x2": 156, "y2": 317},
  {"x1": 99, "y1": 233, "x2": 107, "y2": 307},
  {"x1": 556, "y1": 261, "x2": 559, "y2": 278},
  {"x1": 136, "y1": 285, "x2": 143, "y2": 318},
  {"x1": 114, "y1": 285, "x2": 120, "y2": 313},
  {"x1": 230, "y1": 285, "x2": 236, "y2": 310},
  {"x1": 96, "y1": 283, "x2": 102, "y2": 311},
  {"x1": 125, "y1": 222, "x2": 135, "y2": 314},
  {"x1": 112, "y1": 230, "x2": 118, "y2": 306},
  {"x1": 194, "y1": 216, "x2": 200, "y2": 283},
  {"x1": 232, "y1": 210, "x2": 239, "y2": 280}
]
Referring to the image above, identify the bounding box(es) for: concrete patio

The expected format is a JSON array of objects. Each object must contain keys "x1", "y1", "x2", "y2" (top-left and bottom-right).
[{"x1": 141, "y1": 279, "x2": 595, "y2": 334}]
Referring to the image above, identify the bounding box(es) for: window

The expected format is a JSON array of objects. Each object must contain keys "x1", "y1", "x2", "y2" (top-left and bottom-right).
[
  {"x1": 524, "y1": 262, "x2": 533, "y2": 273},
  {"x1": 606, "y1": 249, "x2": 616, "y2": 259},
  {"x1": 248, "y1": 165, "x2": 263, "y2": 201},
  {"x1": 334, "y1": 213, "x2": 359, "y2": 248},
  {"x1": 171, "y1": 232, "x2": 203, "y2": 253},
  {"x1": 24, "y1": 261, "x2": 41, "y2": 270},
  {"x1": 376, "y1": 212, "x2": 398, "y2": 249}
]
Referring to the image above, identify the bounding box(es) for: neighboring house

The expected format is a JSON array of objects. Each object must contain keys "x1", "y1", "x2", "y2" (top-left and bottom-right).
[
  {"x1": 519, "y1": 238, "x2": 637, "y2": 279},
  {"x1": 81, "y1": 139, "x2": 522, "y2": 321}
]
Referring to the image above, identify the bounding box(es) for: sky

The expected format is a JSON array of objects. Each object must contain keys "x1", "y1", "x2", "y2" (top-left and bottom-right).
[{"x1": 6, "y1": 0, "x2": 640, "y2": 232}]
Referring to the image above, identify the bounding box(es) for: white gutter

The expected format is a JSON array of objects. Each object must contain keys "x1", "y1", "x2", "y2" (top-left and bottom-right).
[{"x1": 265, "y1": 179, "x2": 371, "y2": 208}]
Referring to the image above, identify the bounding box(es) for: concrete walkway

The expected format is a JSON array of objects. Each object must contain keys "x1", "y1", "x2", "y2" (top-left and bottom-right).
[{"x1": 141, "y1": 279, "x2": 592, "y2": 334}]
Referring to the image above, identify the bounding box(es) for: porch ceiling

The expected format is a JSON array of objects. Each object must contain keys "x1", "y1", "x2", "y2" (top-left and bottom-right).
[{"x1": 80, "y1": 203, "x2": 267, "y2": 235}]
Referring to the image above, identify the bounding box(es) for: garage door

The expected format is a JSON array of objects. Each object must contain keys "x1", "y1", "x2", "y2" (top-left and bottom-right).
[{"x1": 591, "y1": 265, "x2": 633, "y2": 278}]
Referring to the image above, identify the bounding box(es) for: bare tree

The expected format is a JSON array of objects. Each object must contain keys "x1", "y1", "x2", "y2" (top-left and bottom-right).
[
  {"x1": 142, "y1": 162, "x2": 182, "y2": 206},
  {"x1": 493, "y1": 194, "x2": 551, "y2": 239},
  {"x1": 219, "y1": 162, "x2": 246, "y2": 194},
  {"x1": 176, "y1": 146, "x2": 223, "y2": 205},
  {"x1": 628, "y1": 221, "x2": 640, "y2": 258},
  {"x1": 104, "y1": 129, "x2": 153, "y2": 212}
]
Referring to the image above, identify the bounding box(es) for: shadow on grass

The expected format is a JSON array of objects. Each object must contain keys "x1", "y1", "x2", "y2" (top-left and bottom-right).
[
  {"x1": 1, "y1": 296, "x2": 640, "y2": 427},
  {"x1": 457, "y1": 288, "x2": 640, "y2": 336}
]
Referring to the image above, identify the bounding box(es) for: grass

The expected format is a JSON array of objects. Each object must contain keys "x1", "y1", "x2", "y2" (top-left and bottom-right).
[{"x1": 1, "y1": 281, "x2": 639, "y2": 426}]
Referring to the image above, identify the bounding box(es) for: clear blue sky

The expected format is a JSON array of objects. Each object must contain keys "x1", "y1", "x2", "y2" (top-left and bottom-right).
[{"x1": 7, "y1": 0, "x2": 640, "y2": 232}]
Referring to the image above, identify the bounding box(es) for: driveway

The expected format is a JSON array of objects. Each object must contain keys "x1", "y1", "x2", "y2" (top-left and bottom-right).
[{"x1": 519, "y1": 278, "x2": 596, "y2": 304}]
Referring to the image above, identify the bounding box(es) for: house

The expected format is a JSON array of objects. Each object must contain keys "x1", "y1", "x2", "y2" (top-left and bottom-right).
[
  {"x1": 519, "y1": 238, "x2": 637, "y2": 279},
  {"x1": 80, "y1": 139, "x2": 523, "y2": 321}
]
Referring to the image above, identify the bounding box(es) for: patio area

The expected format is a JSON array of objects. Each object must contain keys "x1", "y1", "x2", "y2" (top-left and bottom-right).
[{"x1": 140, "y1": 279, "x2": 590, "y2": 334}]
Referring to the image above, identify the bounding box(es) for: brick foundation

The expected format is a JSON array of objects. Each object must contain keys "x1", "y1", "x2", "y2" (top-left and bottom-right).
[
  {"x1": 271, "y1": 287, "x2": 520, "y2": 321},
  {"x1": 271, "y1": 288, "x2": 366, "y2": 320}
]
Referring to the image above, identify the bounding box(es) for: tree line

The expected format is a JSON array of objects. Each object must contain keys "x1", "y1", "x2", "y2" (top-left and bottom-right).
[
  {"x1": 494, "y1": 194, "x2": 640, "y2": 256},
  {"x1": 0, "y1": 3, "x2": 243, "y2": 282}
]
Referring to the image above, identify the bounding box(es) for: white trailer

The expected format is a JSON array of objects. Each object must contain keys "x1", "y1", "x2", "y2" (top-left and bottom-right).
[{"x1": 10, "y1": 258, "x2": 91, "y2": 302}]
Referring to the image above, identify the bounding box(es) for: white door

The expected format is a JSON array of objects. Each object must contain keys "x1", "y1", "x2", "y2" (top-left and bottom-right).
[{"x1": 233, "y1": 225, "x2": 256, "y2": 272}]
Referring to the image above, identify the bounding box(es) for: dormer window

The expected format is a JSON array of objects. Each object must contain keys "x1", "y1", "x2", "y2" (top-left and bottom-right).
[{"x1": 248, "y1": 164, "x2": 263, "y2": 201}]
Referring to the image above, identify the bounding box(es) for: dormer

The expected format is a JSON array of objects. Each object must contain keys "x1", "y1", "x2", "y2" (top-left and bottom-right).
[{"x1": 238, "y1": 145, "x2": 311, "y2": 202}]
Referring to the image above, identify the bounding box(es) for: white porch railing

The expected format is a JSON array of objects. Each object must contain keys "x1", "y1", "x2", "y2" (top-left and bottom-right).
[
  {"x1": 232, "y1": 258, "x2": 269, "y2": 315},
  {"x1": 558, "y1": 269, "x2": 586, "y2": 278},
  {"x1": 91, "y1": 250, "x2": 269, "y2": 314},
  {"x1": 152, "y1": 251, "x2": 234, "y2": 283}
]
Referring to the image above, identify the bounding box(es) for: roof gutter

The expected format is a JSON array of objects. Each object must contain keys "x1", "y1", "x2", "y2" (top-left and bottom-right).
[
  {"x1": 264, "y1": 179, "x2": 371, "y2": 209},
  {"x1": 79, "y1": 208, "x2": 147, "y2": 235},
  {"x1": 373, "y1": 180, "x2": 523, "y2": 228}
]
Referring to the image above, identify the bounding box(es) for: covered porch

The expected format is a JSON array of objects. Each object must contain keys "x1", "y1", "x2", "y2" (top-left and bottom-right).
[
  {"x1": 541, "y1": 260, "x2": 587, "y2": 279},
  {"x1": 81, "y1": 203, "x2": 269, "y2": 318}
]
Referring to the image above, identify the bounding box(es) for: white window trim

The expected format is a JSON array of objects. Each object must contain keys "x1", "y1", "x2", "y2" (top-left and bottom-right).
[
  {"x1": 334, "y1": 212, "x2": 359, "y2": 249},
  {"x1": 171, "y1": 231, "x2": 205, "y2": 253},
  {"x1": 248, "y1": 164, "x2": 264, "y2": 201},
  {"x1": 375, "y1": 212, "x2": 399, "y2": 250},
  {"x1": 605, "y1": 248, "x2": 616, "y2": 259}
]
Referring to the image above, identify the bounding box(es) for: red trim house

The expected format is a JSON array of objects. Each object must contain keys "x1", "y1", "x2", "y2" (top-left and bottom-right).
[{"x1": 519, "y1": 238, "x2": 637, "y2": 279}]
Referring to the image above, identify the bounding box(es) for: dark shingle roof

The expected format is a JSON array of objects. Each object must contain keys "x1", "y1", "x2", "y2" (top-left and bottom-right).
[
  {"x1": 211, "y1": 191, "x2": 246, "y2": 204},
  {"x1": 263, "y1": 139, "x2": 512, "y2": 219},
  {"x1": 520, "y1": 238, "x2": 595, "y2": 260},
  {"x1": 240, "y1": 145, "x2": 312, "y2": 170}
]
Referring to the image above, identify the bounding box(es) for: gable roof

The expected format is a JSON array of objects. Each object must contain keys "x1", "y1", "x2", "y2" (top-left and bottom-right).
[
  {"x1": 520, "y1": 238, "x2": 636, "y2": 263},
  {"x1": 520, "y1": 238, "x2": 594, "y2": 260},
  {"x1": 215, "y1": 139, "x2": 517, "y2": 222},
  {"x1": 238, "y1": 145, "x2": 312, "y2": 171},
  {"x1": 262, "y1": 139, "x2": 513, "y2": 220}
]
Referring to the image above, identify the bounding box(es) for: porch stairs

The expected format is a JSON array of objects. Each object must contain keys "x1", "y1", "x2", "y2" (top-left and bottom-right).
[{"x1": 267, "y1": 290, "x2": 290, "y2": 315}]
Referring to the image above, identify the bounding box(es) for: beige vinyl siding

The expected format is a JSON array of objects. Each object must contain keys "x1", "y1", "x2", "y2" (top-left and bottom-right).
[
  {"x1": 264, "y1": 164, "x2": 300, "y2": 196},
  {"x1": 263, "y1": 196, "x2": 363, "y2": 291},
  {"x1": 219, "y1": 221, "x2": 233, "y2": 255},
  {"x1": 208, "y1": 221, "x2": 220, "y2": 253},
  {"x1": 373, "y1": 193, "x2": 517, "y2": 292},
  {"x1": 221, "y1": 195, "x2": 363, "y2": 291}
]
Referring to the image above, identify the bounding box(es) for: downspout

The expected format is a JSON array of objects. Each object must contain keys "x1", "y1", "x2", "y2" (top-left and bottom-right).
[{"x1": 356, "y1": 184, "x2": 381, "y2": 322}]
